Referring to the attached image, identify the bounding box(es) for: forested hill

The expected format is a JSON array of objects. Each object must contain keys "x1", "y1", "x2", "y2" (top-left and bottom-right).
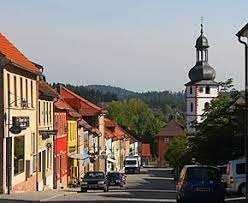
[
  {"x1": 62, "y1": 84, "x2": 185, "y2": 122},
  {"x1": 85, "y1": 85, "x2": 137, "y2": 100},
  {"x1": 85, "y1": 85, "x2": 185, "y2": 121}
]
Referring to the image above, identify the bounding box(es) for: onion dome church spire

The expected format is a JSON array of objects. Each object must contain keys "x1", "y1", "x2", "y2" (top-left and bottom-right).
[
  {"x1": 185, "y1": 22, "x2": 219, "y2": 132},
  {"x1": 188, "y1": 23, "x2": 216, "y2": 82}
]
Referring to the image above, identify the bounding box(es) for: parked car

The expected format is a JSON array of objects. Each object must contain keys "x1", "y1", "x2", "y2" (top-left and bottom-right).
[
  {"x1": 176, "y1": 165, "x2": 225, "y2": 203},
  {"x1": 124, "y1": 155, "x2": 141, "y2": 174},
  {"x1": 217, "y1": 164, "x2": 228, "y2": 188},
  {"x1": 226, "y1": 157, "x2": 246, "y2": 195},
  {"x1": 81, "y1": 171, "x2": 108, "y2": 192},
  {"x1": 107, "y1": 172, "x2": 125, "y2": 187}
]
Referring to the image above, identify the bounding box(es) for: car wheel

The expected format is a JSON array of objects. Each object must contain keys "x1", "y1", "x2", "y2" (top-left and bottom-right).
[
  {"x1": 239, "y1": 184, "x2": 246, "y2": 196},
  {"x1": 104, "y1": 187, "x2": 108, "y2": 192},
  {"x1": 81, "y1": 188, "x2": 87, "y2": 192},
  {"x1": 176, "y1": 196, "x2": 182, "y2": 203}
]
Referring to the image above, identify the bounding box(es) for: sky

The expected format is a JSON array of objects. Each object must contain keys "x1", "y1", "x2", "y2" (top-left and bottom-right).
[{"x1": 0, "y1": 0, "x2": 247, "y2": 92}]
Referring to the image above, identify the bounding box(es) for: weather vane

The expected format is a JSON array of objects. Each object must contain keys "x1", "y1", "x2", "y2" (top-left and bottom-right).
[{"x1": 200, "y1": 16, "x2": 204, "y2": 34}]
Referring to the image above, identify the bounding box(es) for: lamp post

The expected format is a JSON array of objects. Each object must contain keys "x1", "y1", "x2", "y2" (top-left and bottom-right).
[{"x1": 236, "y1": 22, "x2": 248, "y2": 200}]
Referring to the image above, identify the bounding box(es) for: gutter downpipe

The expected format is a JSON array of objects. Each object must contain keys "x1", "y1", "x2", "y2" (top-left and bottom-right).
[{"x1": 237, "y1": 35, "x2": 248, "y2": 200}]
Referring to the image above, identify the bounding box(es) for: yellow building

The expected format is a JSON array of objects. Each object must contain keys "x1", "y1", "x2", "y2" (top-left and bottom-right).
[
  {"x1": 0, "y1": 33, "x2": 41, "y2": 193},
  {"x1": 67, "y1": 120, "x2": 78, "y2": 178},
  {"x1": 37, "y1": 74, "x2": 57, "y2": 191}
]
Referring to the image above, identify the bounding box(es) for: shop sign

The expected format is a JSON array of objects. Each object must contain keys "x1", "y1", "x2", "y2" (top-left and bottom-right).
[{"x1": 12, "y1": 116, "x2": 29, "y2": 129}]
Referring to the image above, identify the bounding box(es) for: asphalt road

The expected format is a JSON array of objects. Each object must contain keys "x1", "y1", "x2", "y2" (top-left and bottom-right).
[{"x1": 0, "y1": 168, "x2": 246, "y2": 203}]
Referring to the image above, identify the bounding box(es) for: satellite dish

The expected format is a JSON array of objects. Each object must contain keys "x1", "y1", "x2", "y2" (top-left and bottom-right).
[{"x1": 9, "y1": 126, "x2": 22, "y2": 134}]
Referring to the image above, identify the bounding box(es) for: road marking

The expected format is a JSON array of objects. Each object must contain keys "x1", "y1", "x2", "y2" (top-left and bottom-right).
[
  {"x1": 113, "y1": 189, "x2": 177, "y2": 193},
  {"x1": 225, "y1": 196, "x2": 246, "y2": 201},
  {"x1": 40, "y1": 193, "x2": 66, "y2": 202},
  {"x1": 102, "y1": 197, "x2": 176, "y2": 202},
  {"x1": 146, "y1": 177, "x2": 174, "y2": 180}
]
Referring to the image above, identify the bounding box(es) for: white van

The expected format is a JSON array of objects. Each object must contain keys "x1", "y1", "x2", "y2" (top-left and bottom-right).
[{"x1": 226, "y1": 157, "x2": 246, "y2": 195}]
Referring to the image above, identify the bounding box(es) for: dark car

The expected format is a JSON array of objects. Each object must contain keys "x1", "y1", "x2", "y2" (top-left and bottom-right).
[
  {"x1": 176, "y1": 165, "x2": 225, "y2": 203},
  {"x1": 81, "y1": 171, "x2": 108, "y2": 192},
  {"x1": 107, "y1": 172, "x2": 125, "y2": 187}
]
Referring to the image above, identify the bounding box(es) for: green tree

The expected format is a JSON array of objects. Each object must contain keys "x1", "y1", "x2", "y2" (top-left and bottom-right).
[
  {"x1": 108, "y1": 98, "x2": 165, "y2": 139},
  {"x1": 190, "y1": 79, "x2": 243, "y2": 165},
  {"x1": 165, "y1": 136, "x2": 191, "y2": 168}
]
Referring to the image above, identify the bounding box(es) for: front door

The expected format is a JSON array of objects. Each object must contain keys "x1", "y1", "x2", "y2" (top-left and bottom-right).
[{"x1": 42, "y1": 150, "x2": 46, "y2": 185}]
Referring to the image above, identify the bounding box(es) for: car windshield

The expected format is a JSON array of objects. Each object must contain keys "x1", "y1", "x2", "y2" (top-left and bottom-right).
[
  {"x1": 108, "y1": 173, "x2": 120, "y2": 178},
  {"x1": 187, "y1": 167, "x2": 220, "y2": 181},
  {"x1": 84, "y1": 172, "x2": 105, "y2": 179},
  {"x1": 125, "y1": 160, "x2": 137, "y2": 165}
]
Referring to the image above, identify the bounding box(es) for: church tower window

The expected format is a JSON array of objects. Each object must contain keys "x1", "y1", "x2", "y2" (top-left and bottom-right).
[{"x1": 206, "y1": 86, "x2": 210, "y2": 94}]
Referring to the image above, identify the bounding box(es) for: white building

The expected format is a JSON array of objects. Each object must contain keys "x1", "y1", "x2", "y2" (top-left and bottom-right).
[{"x1": 185, "y1": 24, "x2": 219, "y2": 131}]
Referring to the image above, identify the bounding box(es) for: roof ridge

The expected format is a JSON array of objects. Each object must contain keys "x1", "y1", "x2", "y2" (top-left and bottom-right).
[
  {"x1": 0, "y1": 33, "x2": 40, "y2": 74},
  {"x1": 62, "y1": 86, "x2": 102, "y2": 111}
]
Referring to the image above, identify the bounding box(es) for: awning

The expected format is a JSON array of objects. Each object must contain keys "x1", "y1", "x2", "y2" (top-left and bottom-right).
[{"x1": 68, "y1": 149, "x2": 90, "y2": 161}]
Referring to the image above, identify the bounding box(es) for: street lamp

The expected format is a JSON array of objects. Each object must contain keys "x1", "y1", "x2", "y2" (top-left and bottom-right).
[{"x1": 236, "y1": 22, "x2": 248, "y2": 200}]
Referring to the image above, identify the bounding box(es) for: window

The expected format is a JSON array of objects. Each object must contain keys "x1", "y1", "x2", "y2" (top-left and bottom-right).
[
  {"x1": 25, "y1": 79, "x2": 28, "y2": 104},
  {"x1": 31, "y1": 81, "x2": 33, "y2": 107},
  {"x1": 39, "y1": 101, "x2": 41, "y2": 125},
  {"x1": 14, "y1": 76, "x2": 17, "y2": 106},
  {"x1": 206, "y1": 86, "x2": 210, "y2": 94},
  {"x1": 43, "y1": 102, "x2": 46, "y2": 125},
  {"x1": 20, "y1": 77, "x2": 23, "y2": 102},
  {"x1": 190, "y1": 102, "x2": 194, "y2": 112},
  {"x1": 204, "y1": 102, "x2": 210, "y2": 110},
  {"x1": 47, "y1": 150, "x2": 50, "y2": 169},
  {"x1": 236, "y1": 163, "x2": 245, "y2": 175},
  {"x1": 189, "y1": 86, "x2": 193, "y2": 94},
  {"x1": 33, "y1": 155, "x2": 37, "y2": 173},
  {"x1": 14, "y1": 136, "x2": 25, "y2": 175},
  {"x1": 7, "y1": 73, "x2": 10, "y2": 107},
  {"x1": 46, "y1": 102, "x2": 49, "y2": 124},
  {"x1": 38, "y1": 152, "x2": 41, "y2": 172},
  {"x1": 49, "y1": 102, "x2": 52, "y2": 124},
  {"x1": 164, "y1": 137, "x2": 169, "y2": 143},
  {"x1": 199, "y1": 86, "x2": 204, "y2": 93},
  {"x1": 31, "y1": 133, "x2": 36, "y2": 154}
]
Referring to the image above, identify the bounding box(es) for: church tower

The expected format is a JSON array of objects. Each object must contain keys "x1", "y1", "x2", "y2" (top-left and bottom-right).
[{"x1": 185, "y1": 24, "x2": 219, "y2": 131}]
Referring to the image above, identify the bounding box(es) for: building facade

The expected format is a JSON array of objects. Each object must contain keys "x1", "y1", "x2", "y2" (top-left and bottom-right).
[
  {"x1": 185, "y1": 24, "x2": 219, "y2": 131},
  {"x1": 37, "y1": 78, "x2": 57, "y2": 191},
  {"x1": 0, "y1": 33, "x2": 41, "y2": 193},
  {"x1": 155, "y1": 120, "x2": 185, "y2": 166}
]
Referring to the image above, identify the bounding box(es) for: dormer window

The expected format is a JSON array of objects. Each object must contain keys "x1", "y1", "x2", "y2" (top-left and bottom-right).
[{"x1": 206, "y1": 86, "x2": 210, "y2": 94}]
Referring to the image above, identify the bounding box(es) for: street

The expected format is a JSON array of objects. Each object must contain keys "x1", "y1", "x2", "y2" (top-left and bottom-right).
[{"x1": 0, "y1": 168, "x2": 245, "y2": 203}]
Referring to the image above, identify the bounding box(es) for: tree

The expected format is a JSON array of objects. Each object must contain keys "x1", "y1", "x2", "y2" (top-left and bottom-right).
[
  {"x1": 107, "y1": 98, "x2": 165, "y2": 139},
  {"x1": 190, "y1": 79, "x2": 243, "y2": 165},
  {"x1": 165, "y1": 136, "x2": 191, "y2": 168}
]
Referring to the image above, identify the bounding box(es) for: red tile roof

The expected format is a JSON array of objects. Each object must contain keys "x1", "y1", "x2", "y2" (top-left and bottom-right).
[
  {"x1": 141, "y1": 143, "x2": 151, "y2": 157},
  {"x1": 38, "y1": 80, "x2": 58, "y2": 99},
  {"x1": 104, "y1": 118, "x2": 116, "y2": 128},
  {"x1": 113, "y1": 126, "x2": 125, "y2": 140},
  {"x1": 54, "y1": 97, "x2": 81, "y2": 118},
  {"x1": 60, "y1": 86, "x2": 102, "y2": 117},
  {"x1": 0, "y1": 33, "x2": 40, "y2": 74},
  {"x1": 105, "y1": 128, "x2": 115, "y2": 139},
  {"x1": 155, "y1": 120, "x2": 185, "y2": 137}
]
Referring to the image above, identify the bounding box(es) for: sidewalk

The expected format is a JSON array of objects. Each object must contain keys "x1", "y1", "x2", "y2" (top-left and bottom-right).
[{"x1": 0, "y1": 190, "x2": 72, "y2": 202}]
